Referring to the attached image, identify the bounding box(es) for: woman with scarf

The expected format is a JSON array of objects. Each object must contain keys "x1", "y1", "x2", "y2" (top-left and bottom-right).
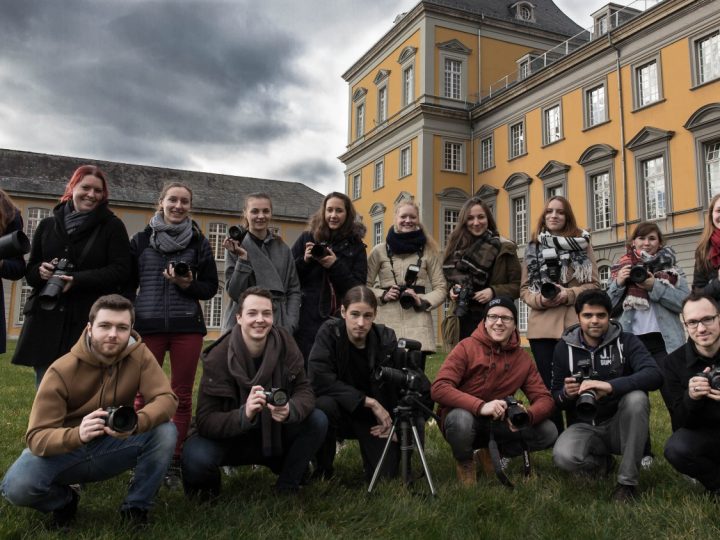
[
  {"x1": 12, "y1": 165, "x2": 130, "y2": 386},
  {"x1": 692, "y1": 193, "x2": 720, "y2": 300},
  {"x1": 367, "y1": 200, "x2": 447, "y2": 352},
  {"x1": 0, "y1": 189, "x2": 27, "y2": 354},
  {"x1": 520, "y1": 196, "x2": 599, "y2": 431},
  {"x1": 128, "y1": 182, "x2": 218, "y2": 484},
  {"x1": 443, "y1": 197, "x2": 521, "y2": 341},
  {"x1": 291, "y1": 192, "x2": 367, "y2": 362}
]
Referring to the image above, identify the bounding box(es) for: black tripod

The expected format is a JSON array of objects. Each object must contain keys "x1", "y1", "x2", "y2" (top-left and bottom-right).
[{"x1": 367, "y1": 392, "x2": 440, "y2": 496}]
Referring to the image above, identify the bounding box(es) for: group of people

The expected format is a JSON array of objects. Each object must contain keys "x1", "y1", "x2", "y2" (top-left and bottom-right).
[{"x1": 0, "y1": 165, "x2": 718, "y2": 528}]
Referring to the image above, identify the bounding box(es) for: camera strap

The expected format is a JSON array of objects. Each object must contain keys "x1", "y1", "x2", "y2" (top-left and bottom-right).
[
  {"x1": 487, "y1": 426, "x2": 532, "y2": 489},
  {"x1": 385, "y1": 244, "x2": 423, "y2": 287},
  {"x1": 75, "y1": 226, "x2": 102, "y2": 268}
]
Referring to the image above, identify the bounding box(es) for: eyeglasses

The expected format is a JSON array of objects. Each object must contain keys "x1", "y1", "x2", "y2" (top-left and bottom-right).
[
  {"x1": 683, "y1": 314, "x2": 719, "y2": 329},
  {"x1": 486, "y1": 314, "x2": 515, "y2": 324}
]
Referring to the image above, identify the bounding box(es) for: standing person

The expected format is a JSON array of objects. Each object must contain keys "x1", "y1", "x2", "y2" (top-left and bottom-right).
[
  {"x1": 12, "y1": 165, "x2": 130, "y2": 386},
  {"x1": 0, "y1": 295, "x2": 177, "y2": 529},
  {"x1": 692, "y1": 193, "x2": 720, "y2": 300},
  {"x1": 367, "y1": 200, "x2": 447, "y2": 352},
  {"x1": 443, "y1": 197, "x2": 521, "y2": 342},
  {"x1": 127, "y1": 182, "x2": 218, "y2": 485},
  {"x1": 221, "y1": 192, "x2": 300, "y2": 334},
  {"x1": 520, "y1": 196, "x2": 599, "y2": 432},
  {"x1": 0, "y1": 189, "x2": 27, "y2": 353},
  {"x1": 291, "y1": 192, "x2": 367, "y2": 362}
]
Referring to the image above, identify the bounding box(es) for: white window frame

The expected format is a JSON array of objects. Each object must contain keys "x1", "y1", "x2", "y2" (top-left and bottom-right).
[
  {"x1": 442, "y1": 140, "x2": 464, "y2": 172},
  {"x1": 542, "y1": 103, "x2": 562, "y2": 146},
  {"x1": 641, "y1": 156, "x2": 667, "y2": 220},
  {"x1": 355, "y1": 102, "x2": 365, "y2": 139},
  {"x1": 438, "y1": 40, "x2": 470, "y2": 102},
  {"x1": 25, "y1": 207, "x2": 51, "y2": 239},
  {"x1": 204, "y1": 287, "x2": 223, "y2": 329},
  {"x1": 632, "y1": 56, "x2": 663, "y2": 110},
  {"x1": 516, "y1": 300, "x2": 528, "y2": 333},
  {"x1": 444, "y1": 58, "x2": 462, "y2": 100},
  {"x1": 627, "y1": 128, "x2": 673, "y2": 221},
  {"x1": 685, "y1": 103, "x2": 720, "y2": 208},
  {"x1": 15, "y1": 279, "x2": 32, "y2": 325},
  {"x1": 373, "y1": 159, "x2": 385, "y2": 190},
  {"x1": 480, "y1": 135, "x2": 494, "y2": 171},
  {"x1": 705, "y1": 140, "x2": 720, "y2": 201},
  {"x1": 377, "y1": 85, "x2": 388, "y2": 123},
  {"x1": 691, "y1": 29, "x2": 720, "y2": 87},
  {"x1": 373, "y1": 220, "x2": 384, "y2": 246},
  {"x1": 599, "y1": 265, "x2": 611, "y2": 290},
  {"x1": 584, "y1": 81, "x2": 608, "y2": 129},
  {"x1": 509, "y1": 119, "x2": 526, "y2": 159},
  {"x1": 591, "y1": 172, "x2": 612, "y2": 231},
  {"x1": 442, "y1": 208, "x2": 460, "y2": 248},
  {"x1": 208, "y1": 222, "x2": 227, "y2": 261},
  {"x1": 351, "y1": 173, "x2": 361, "y2": 200},
  {"x1": 403, "y1": 65, "x2": 414, "y2": 106},
  {"x1": 399, "y1": 145, "x2": 412, "y2": 177},
  {"x1": 512, "y1": 196, "x2": 528, "y2": 245}
]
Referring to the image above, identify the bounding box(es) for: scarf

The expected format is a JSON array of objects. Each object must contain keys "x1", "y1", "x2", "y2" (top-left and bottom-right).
[
  {"x1": 63, "y1": 201, "x2": 94, "y2": 236},
  {"x1": 386, "y1": 227, "x2": 426, "y2": 255},
  {"x1": 226, "y1": 325, "x2": 285, "y2": 457},
  {"x1": 526, "y1": 230, "x2": 593, "y2": 293},
  {"x1": 148, "y1": 211, "x2": 193, "y2": 254},
  {"x1": 610, "y1": 246, "x2": 679, "y2": 311},
  {"x1": 443, "y1": 231, "x2": 501, "y2": 291},
  {"x1": 711, "y1": 229, "x2": 720, "y2": 270}
]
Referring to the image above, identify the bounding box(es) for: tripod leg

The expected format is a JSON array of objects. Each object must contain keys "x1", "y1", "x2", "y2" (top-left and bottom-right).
[
  {"x1": 411, "y1": 424, "x2": 437, "y2": 497},
  {"x1": 367, "y1": 422, "x2": 397, "y2": 494}
]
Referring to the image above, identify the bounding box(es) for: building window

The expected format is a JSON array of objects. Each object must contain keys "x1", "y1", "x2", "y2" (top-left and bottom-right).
[
  {"x1": 543, "y1": 104, "x2": 562, "y2": 145},
  {"x1": 378, "y1": 86, "x2": 388, "y2": 123},
  {"x1": 694, "y1": 30, "x2": 720, "y2": 85},
  {"x1": 268, "y1": 225, "x2": 281, "y2": 237},
  {"x1": 706, "y1": 140, "x2": 720, "y2": 200},
  {"x1": 444, "y1": 58, "x2": 461, "y2": 100},
  {"x1": 403, "y1": 65, "x2": 414, "y2": 106},
  {"x1": 443, "y1": 141, "x2": 463, "y2": 172},
  {"x1": 480, "y1": 135, "x2": 494, "y2": 171},
  {"x1": 642, "y1": 156, "x2": 666, "y2": 220},
  {"x1": 591, "y1": 172, "x2": 612, "y2": 230},
  {"x1": 518, "y1": 6, "x2": 532, "y2": 21},
  {"x1": 443, "y1": 208, "x2": 459, "y2": 247},
  {"x1": 25, "y1": 207, "x2": 50, "y2": 239},
  {"x1": 512, "y1": 196, "x2": 528, "y2": 245},
  {"x1": 519, "y1": 60, "x2": 530, "y2": 80},
  {"x1": 599, "y1": 265, "x2": 611, "y2": 290},
  {"x1": 517, "y1": 300, "x2": 528, "y2": 333},
  {"x1": 400, "y1": 145, "x2": 411, "y2": 177},
  {"x1": 374, "y1": 160, "x2": 385, "y2": 190},
  {"x1": 509, "y1": 121, "x2": 525, "y2": 159},
  {"x1": 355, "y1": 103, "x2": 365, "y2": 139},
  {"x1": 351, "y1": 173, "x2": 361, "y2": 200},
  {"x1": 373, "y1": 220, "x2": 384, "y2": 246},
  {"x1": 208, "y1": 223, "x2": 227, "y2": 261},
  {"x1": 585, "y1": 83, "x2": 607, "y2": 128},
  {"x1": 546, "y1": 185, "x2": 564, "y2": 199},
  {"x1": 204, "y1": 287, "x2": 223, "y2": 329},
  {"x1": 597, "y1": 15, "x2": 608, "y2": 36},
  {"x1": 16, "y1": 279, "x2": 32, "y2": 324},
  {"x1": 633, "y1": 58, "x2": 662, "y2": 109}
]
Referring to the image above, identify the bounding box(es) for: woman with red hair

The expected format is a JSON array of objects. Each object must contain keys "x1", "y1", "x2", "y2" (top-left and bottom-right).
[{"x1": 12, "y1": 165, "x2": 130, "y2": 386}]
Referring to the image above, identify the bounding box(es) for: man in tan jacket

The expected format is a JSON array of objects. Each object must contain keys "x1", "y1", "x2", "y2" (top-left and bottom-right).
[{"x1": 1, "y1": 294, "x2": 177, "y2": 529}]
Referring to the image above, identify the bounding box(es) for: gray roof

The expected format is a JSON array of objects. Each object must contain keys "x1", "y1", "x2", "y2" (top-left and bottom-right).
[
  {"x1": 425, "y1": 0, "x2": 584, "y2": 37},
  {"x1": 0, "y1": 149, "x2": 324, "y2": 220}
]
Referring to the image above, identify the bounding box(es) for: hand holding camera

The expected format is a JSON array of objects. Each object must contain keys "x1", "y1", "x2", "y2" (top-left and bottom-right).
[
  {"x1": 480, "y1": 399, "x2": 508, "y2": 421},
  {"x1": 38, "y1": 258, "x2": 75, "y2": 310},
  {"x1": 223, "y1": 226, "x2": 249, "y2": 259},
  {"x1": 164, "y1": 260, "x2": 193, "y2": 289},
  {"x1": 690, "y1": 366, "x2": 720, "y2": 401},
  {"x1": 304, "y1": 241, "x2": 337, "y2": 267}
]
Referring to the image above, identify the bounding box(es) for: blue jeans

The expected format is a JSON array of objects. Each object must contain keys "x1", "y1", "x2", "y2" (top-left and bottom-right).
[
  {"x1": 1, "y1": 422, "x2": 177, "y2": 513},
  {"x1": 182, "y1": 409, "x2": 327, "y2": 495}
]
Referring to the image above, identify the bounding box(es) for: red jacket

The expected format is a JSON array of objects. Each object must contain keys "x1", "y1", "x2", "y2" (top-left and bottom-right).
[{"x1": 431, "y1": 323, "x2": 554, "y2": 428}]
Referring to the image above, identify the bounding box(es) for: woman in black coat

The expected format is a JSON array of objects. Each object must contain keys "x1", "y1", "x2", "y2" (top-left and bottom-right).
[
  {"x1": 12, "y1": 165, "x2": 130, "y2": 386},
  {"x1": 291, "y1": 192, "x2": 367, "y2": 362},
  {"x1": 0, "y1": 189, "x2": 27, "y2": 353}
]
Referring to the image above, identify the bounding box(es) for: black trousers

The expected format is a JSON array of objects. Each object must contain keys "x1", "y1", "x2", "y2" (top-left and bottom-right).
[
  {"x1": 638, "y1": 332, "x2": 668, "y2": 454},
  {"x1": 664, "y1": 427, "x2": 720, "y2": 491},
  {"x1": 529, "y1": 338, "x2": 565, "y2": 434}
]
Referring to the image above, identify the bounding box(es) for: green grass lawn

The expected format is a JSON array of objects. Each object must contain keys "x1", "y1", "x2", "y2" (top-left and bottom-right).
[{"x1": 0, "y1": 341, "x2": 718, "y2": 539}]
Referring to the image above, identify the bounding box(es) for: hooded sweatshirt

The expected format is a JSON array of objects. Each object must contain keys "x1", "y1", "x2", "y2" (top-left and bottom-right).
[
  {"x1": 431, "y1": 323, "x2": 554, "y2": 428},
  {"x1": 26, "y1": 328, "x2": 178, "y2": 457}
]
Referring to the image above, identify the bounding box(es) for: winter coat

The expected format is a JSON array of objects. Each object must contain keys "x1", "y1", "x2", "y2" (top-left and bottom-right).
[
  {"x1": 607, "y1": 265, "x2": 689, "y2": 353},
  {"x1": 431, "y1": 323, "x2": 554, "y2": 429},
  {"x1": 12, "y1": 201, "x2": 130, "y2": 368},
  {"x1": 692, "y1": 260, "x2": 720, "y2": 300},
  {"x1": 127, "y1": 223, "x2": 218, "y2": 335},
  {"x1": 520, "y1": 244, "x2": 600, "y2": 340},
  {"x1": 222, "y1": 232, "x2": 301, "y2": 334},
  {"x1": 661, "y1": 340, "x2": 720, "y2": 432},
  {"x1": 0, "y1": 212, "x2": 26, "y2": 353},
  {"x1": 26, "y1": 328, "x2": 178, "y2": 456},
  {"x1": 367, "y1": 242, "x2": 447, "y2": 351},
  {"x1": 291, "y1": 229, "x2": 367, "y2": 360},
  {"x1": 551, "y1": 321, "x2": 663, "y2": 424}
]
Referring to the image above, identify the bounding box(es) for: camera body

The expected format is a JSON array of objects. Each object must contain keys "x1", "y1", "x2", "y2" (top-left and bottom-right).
[
  {"x1": 398, "y1": 264, "x2": 421, "y2": 310},
  {"x1": 263, "y1": 388, "x2": 289, "y2": 407},
  {"x1": 503, "y1": 396, "x2": 530, "y2": 429},
  {"x1": 540, "y1": 248, "x2": 564, "y2": 300},
  {"x1": 374, "y1": 338, "x2": 427, "y2": 393},
  {"x1": 453, "y1": 284, "x2": 472, "y2": 318},
  {"x1": 571, "y1": 359, "x2": 599, "y2": 422},
  {"x1": 311, "y1": 242, "x2": 330, "y2": 258},
  {"x1": 228, "y1": 225, "x2": 248, "y2": 244},
  {"x1": 39, "y1": 258, "x2": 75, "y2": 310},
  {"x1": 695, "y1": 366, "x2": 720, "y2": 391},
  {"x1": 168, "y1": 260, "x2": 191, "y2": 277},
  {"x1": 104, "y1": 406, "x2": 138, "y2": 433}
]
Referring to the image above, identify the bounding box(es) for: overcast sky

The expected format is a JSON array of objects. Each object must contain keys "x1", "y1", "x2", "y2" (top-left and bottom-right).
[{"x1": 0, "y1": 0, "x2": 639, "y2": 195}]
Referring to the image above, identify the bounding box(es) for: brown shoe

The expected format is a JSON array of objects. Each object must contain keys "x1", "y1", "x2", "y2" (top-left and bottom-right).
[
  {"x1": 456, "y1": 459, "x2": 477, "y2": 486},
  {"x1": 611, "y1": 483, "x2": 637, "y2": 503},
  {"x1": 473, "y1": 448, "x2": 495, "y2": 476}
]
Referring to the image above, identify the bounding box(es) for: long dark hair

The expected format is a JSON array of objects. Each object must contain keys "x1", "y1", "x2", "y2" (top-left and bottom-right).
[
  {"x1": 307, "y1": 192, "x2": 362, "y2": 243},
  {"x1": 532, "y1": 196, "x2": 582, "y2": 243},
  {"x1": 0, "y1": 188, "x2": 19, "y2": 236},
  {"x1": 443, "y1": 197, "x2": 497, "y2": 259}
]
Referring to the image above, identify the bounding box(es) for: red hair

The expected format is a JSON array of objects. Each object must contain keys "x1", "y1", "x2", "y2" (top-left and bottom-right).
[{"x1": 60, "y1": 165, "x2": 110, "y2": 203}]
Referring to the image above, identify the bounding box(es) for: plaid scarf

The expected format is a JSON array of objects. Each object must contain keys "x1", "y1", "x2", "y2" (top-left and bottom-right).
[
  {"x1": 610, "y1": 246, "x2": 679, "y2": 311},
  {"x1": 526, "y1": 230, "x2": 593, "y2": 293},
  {"x1": 443, "y1": 231, "x2": 501, "y2": 291}
]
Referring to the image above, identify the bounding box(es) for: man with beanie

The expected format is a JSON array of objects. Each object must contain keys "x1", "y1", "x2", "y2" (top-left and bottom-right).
[{"x1": 432, "y1": 296, "x2": 557, "y2": 486}]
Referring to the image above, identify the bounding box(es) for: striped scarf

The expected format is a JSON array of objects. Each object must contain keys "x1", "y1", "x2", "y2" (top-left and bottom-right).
[{"x1": 526, "y1": 230, "x2": 593, "y2": 293}]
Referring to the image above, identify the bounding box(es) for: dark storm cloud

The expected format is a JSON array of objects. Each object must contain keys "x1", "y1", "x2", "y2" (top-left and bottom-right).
[{"x1": 276, "y1": 158, "x2": 340, "y2": 185}]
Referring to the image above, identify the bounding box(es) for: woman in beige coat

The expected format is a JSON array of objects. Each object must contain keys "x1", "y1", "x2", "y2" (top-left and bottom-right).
[{"x1": 367, "y1": 201, "x2": 447, "y2": 352}]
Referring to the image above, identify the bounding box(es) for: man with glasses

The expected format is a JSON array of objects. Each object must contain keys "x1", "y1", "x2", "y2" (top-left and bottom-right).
[
  {"x1": 432, "y1": 296, "x2": 557, "y2": 486},
  {"x1": 551, "y1": 289, "x2": 662, "y2": 502},
  {"x1": 662, "y1": 293, "x2": 720, "y2": 497}
]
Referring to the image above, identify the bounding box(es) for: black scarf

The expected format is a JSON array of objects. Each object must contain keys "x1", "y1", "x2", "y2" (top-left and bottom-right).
[
  {"x1": 386, "y1": 228, "x2": 426, "y2": 255},
  {"x1": 63, "y1": 201, "x2": 95, "y2": 236}
]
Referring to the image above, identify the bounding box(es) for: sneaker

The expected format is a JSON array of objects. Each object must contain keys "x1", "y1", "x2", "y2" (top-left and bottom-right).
[
  {"x1": 611, "y1": 483, "x2": 637, "y2": 503},
  {"x1": 120, "y1": 507, "x2": 148, "y2": 529},
  {"x1": 499, "y1": 457, "x2": 511, "y2": 471},
  {"x1": 641, "y1": 455, "x2": 654, "y2": 470},
  {"x1": 50, "y1": 485, "x2": 80, "y2": 530},
  {"x1": 164, "y1": 459, "x2": 182, "y2": 490}
]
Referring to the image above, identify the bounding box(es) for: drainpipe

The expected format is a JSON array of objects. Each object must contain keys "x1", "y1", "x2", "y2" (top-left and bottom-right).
[
  {"x1": 470, "y1": 108, "x2": 475, "y2": 195},
  {"x1": 608, "y1": 32, "x2": 629, "y2": 241}
]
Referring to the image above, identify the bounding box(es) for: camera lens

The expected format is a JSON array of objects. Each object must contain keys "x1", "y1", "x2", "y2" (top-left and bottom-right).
[
  {"x1": 399, "y1": 292, "x2": 415, "y2": 310},
  {"x1": 173, "y1": 261, "x2": 190, "y2": 276},
  {"x1": 575, "y1": 390, "x2": 598, "y2": 422},
  {"x1": 311, "y1": 243, "x2": 327, "y2": 257},
  {"x1": 228, "y1": 225, "x2": 248, "y2": 243},
  {"x1": 106, "y1": 406, "x2": 138, "y2": 433},
  {"x1": 540, "y1": 282, "x2": 559, "y2": 300},
  {"x1": 629, "y1": 265, "x2": 648, "y2": 284}
]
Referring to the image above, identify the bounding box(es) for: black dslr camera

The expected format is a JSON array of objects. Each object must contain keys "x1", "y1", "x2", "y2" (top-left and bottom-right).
[
  {"x1": 311, "y1": 242, "x2": 330, "y2": 258},
  {"x1": 453, "y1": 284, "x2": 472, "y2": 318},
  {"x1": 168, "y1": 260, "x2": 191, "y2": 277},
  {"x1": 571, "y1": 358, "x2": 599, "y2": 422},
  {"x1": 375, "y1": 338, "x2": 428, "y2": 393},
  {"x1": 398, "y1": 264, "x2": 420, "y2": 310},
  {"x1": 39, "y1": 258, "x2": 75, "y2": 311},
  {"x1": 104, "y1": 406, "x2": 138, "y2": 433},
  {"x1": 540, "y1": 248, "x2": 563, "y2": 300},
  {"x1": 228, "y1": 225, "x2": 248, "y2": 244},
  {"x1": 262, "y1": 387, "x2": 289, "y2": 406},
  {"x1": 0, "y1": 229, "x2": 30, "y2": 259},
  {"x1": 503, "y1": 396, "x2": 530, "y2": 429},
  {"x1": 696, "y1": 366, "x2": 720, "y2": 391}
]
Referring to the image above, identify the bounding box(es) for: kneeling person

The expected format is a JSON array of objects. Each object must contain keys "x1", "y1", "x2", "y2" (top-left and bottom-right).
[
  {"x1": 432, "y1": 297, "x2": 557, "y2": 486},
  {"x1": 551, "y1": 290, "x2": 662, "y2": 502},
  {"x1": 1, "y1": 294, "x2": 178, "y2": 528},
  {"x1": 181, "y1": 287, "x2": 327, "y2": 497}
]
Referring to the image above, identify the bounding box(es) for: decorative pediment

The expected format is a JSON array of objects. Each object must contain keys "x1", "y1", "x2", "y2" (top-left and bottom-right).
[
  {"x1": 511, "y1": 1, "x2": 536, "y2": 22},
  {"x1": 475, "y1": 184, "x2": 499, "y2": 198},
  {"x1": 503, "y1": 173, "x2": 532, "y2": 191},
  {"x1": 394, "y1": 191, "x2": 414, "y2": 205},
  {"x1": 537, "y1": 160, "x2": 570, "y2": 179},
  {"x1": 373, "y1": 69, "x2": 391, "y2": 85},
  {"x1": 369, "y1": 202, "x2": 386, "y2": 217},
  {"x1": 352, "y1": 87, "x2": 367, "y2": 102},
  {"x1": 684, "y1": 103, "x2": 720, "y2": 131},
  {"x1": 437, "y1": 187, "x2": 470, "y2": 201},
  {"x1": 397, "y1": 46, "x2": 417, "y2": 64},
  {"x1": 577, "y1": 144, "x2": 618, "y2": 165},
  {"x1": 626, "y1": 126, "x2": 675, "y2": 150},
  {"x1": 437, "y1": 39, "x2": 471, "y2": 55}
]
